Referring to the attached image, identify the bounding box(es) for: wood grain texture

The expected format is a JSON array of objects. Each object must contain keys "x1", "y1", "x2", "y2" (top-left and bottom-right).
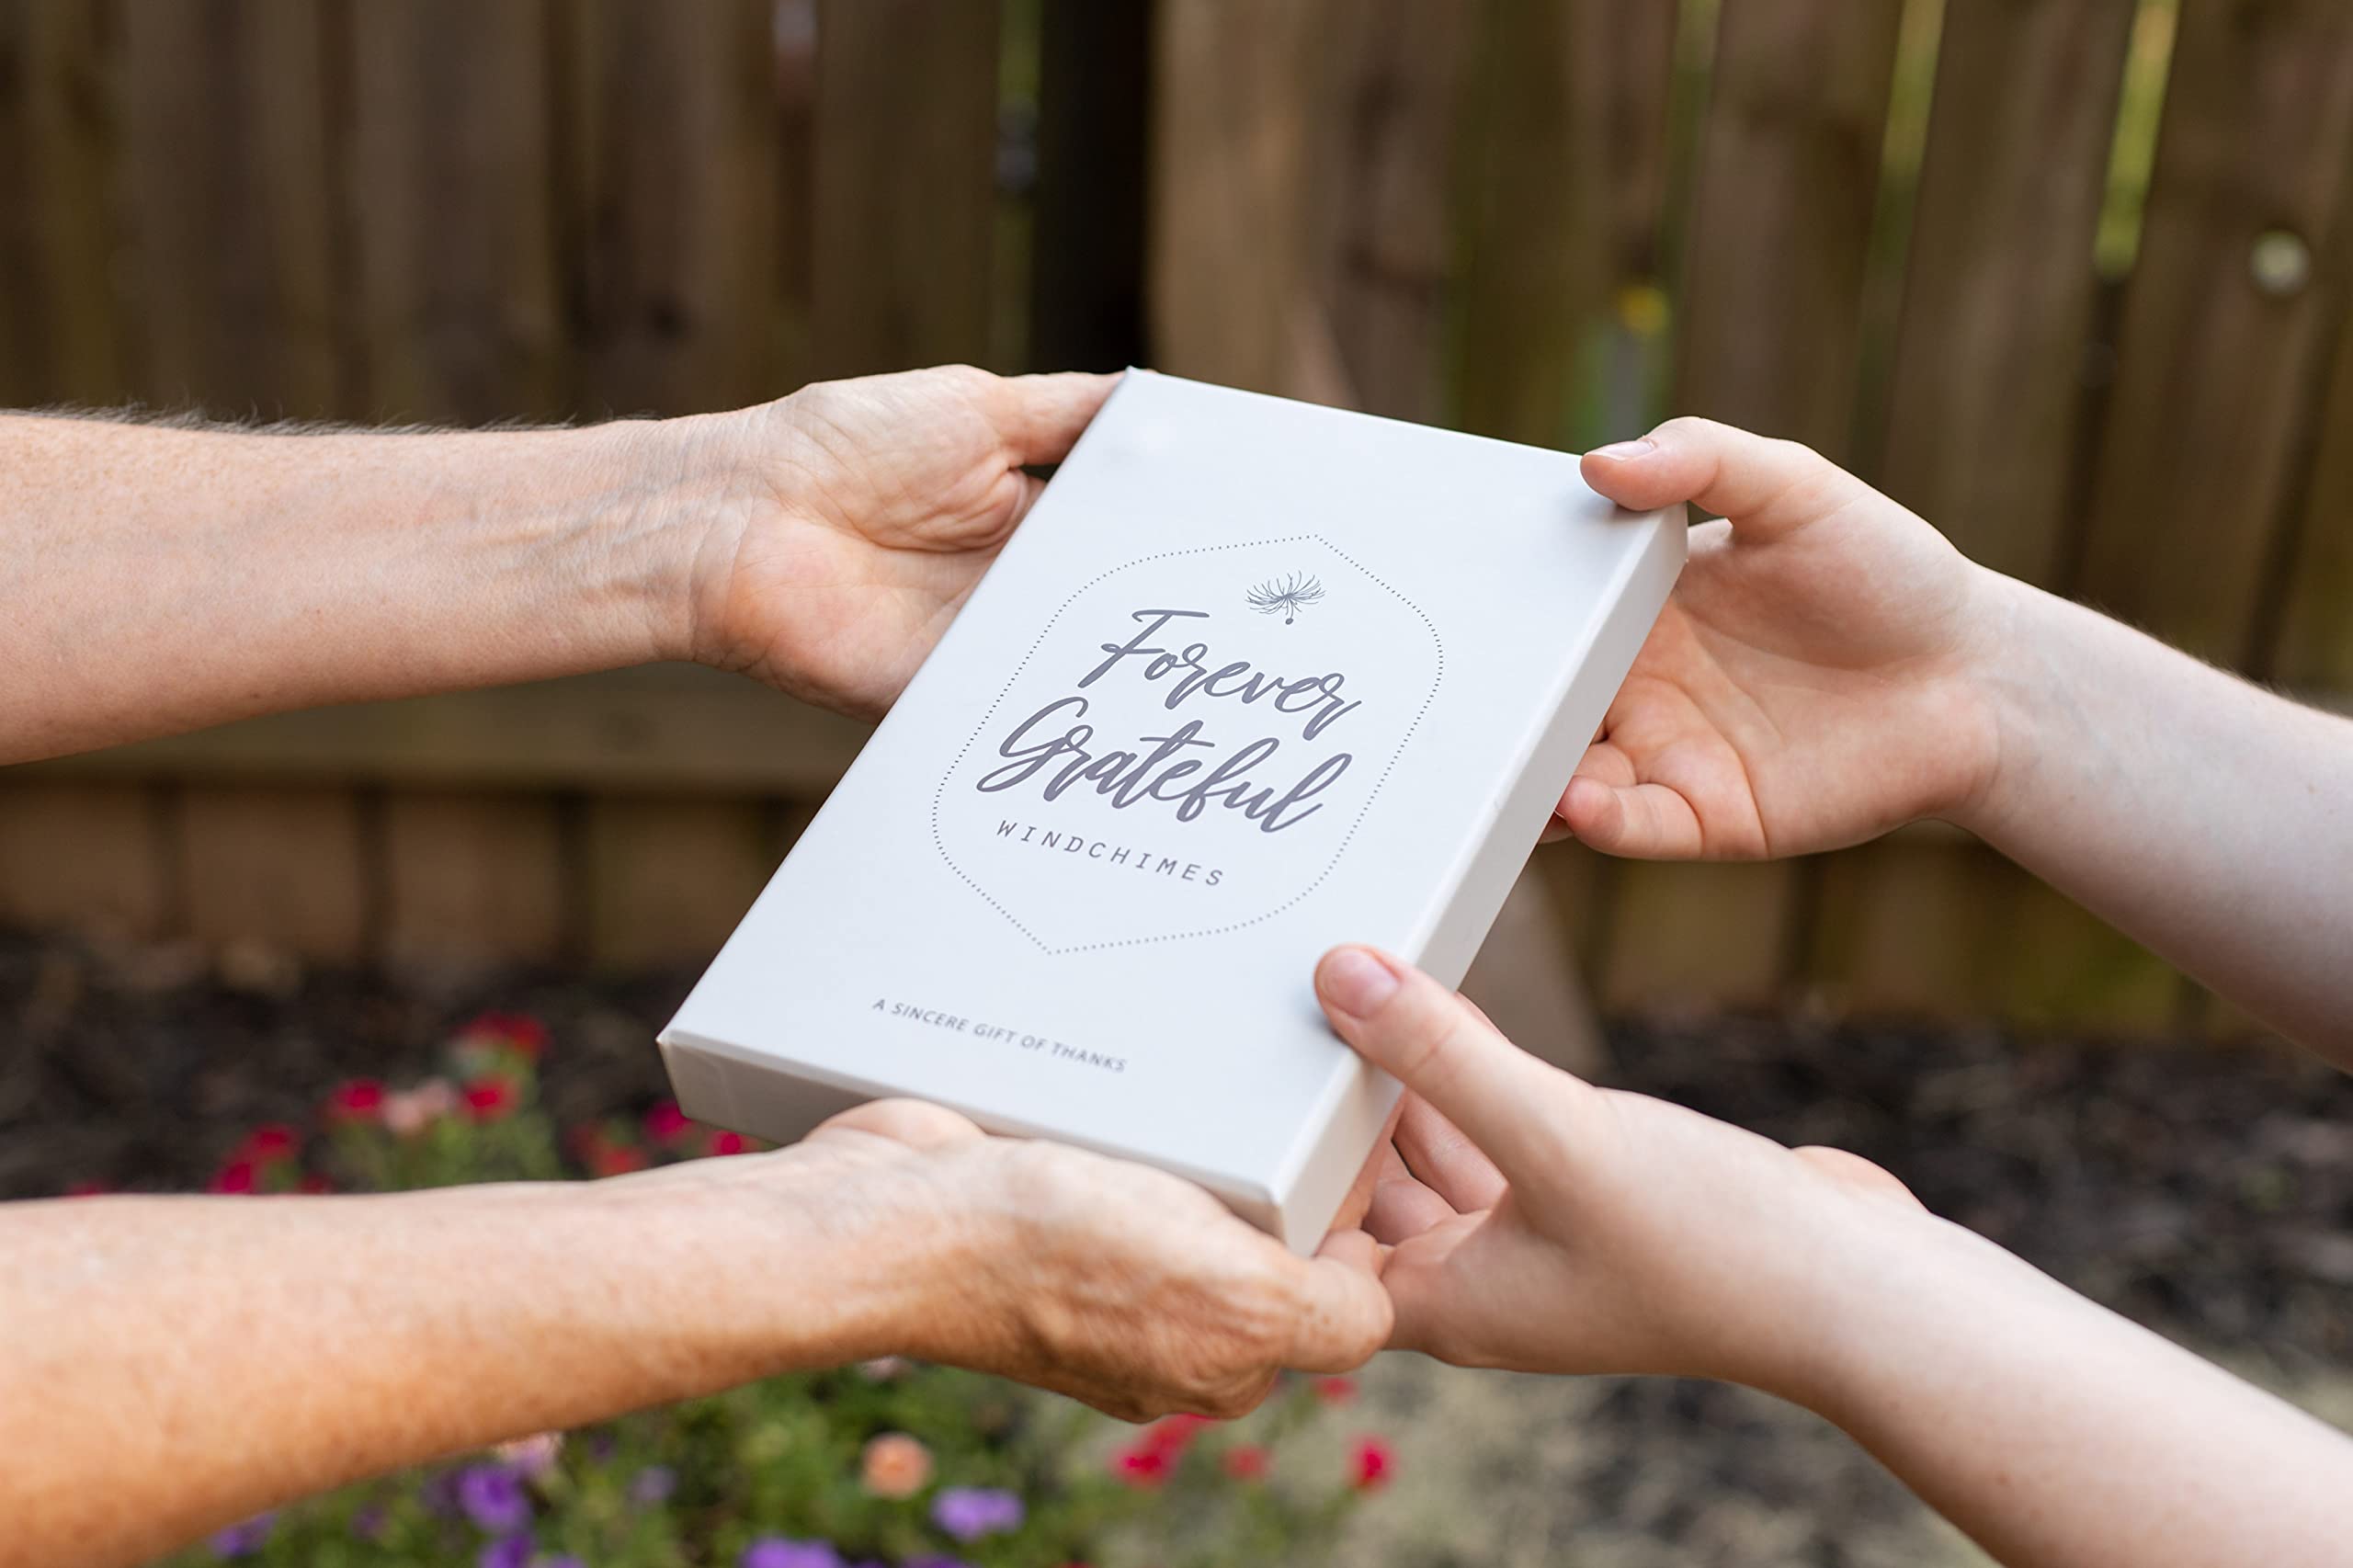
[
  {"x1": 381, "y1": 792, "x2": 565, "y2": 965},
  {"x1": 0, "y1": 0, "x2": 45, "y2": 406},
  {"x1": 1673, "y1": 0, "x2": 1903, "y2": 457},
  {"x1": 7, "y1": 0, "x2": 125, "y2": 404},
  {"x1": 1312, "y1": 0, "x2": 1469, "y2": 424},
  {"x1": 2074, "y1": 0, "x2": 2353, "y2": 663},
  {"x1": 1879, "y1": 0, "x2": 2138, "y2": 585},
  {"x1": 1148, "y1": 0, "x2": 1341, "y2": 400},
  {"x1": 23, "y1": 666, "x2": 872, "y2": 797},
  {"x1": 570, "y1": 0, "x2": 783, "y2": 415},
  {"x1": 1600, "y1": 860, "x2": 1799, "y2": 1015},
  {"x1": 2269, "y1": 282, "x2": 2353, "y2": 687},
  {"x1": 0, "y1": 780, "x2": 171, "y2": 937},
  {"x1": 810, "y1": 0, "x2": 1000, "y2": 379},
  {"x1": 584, "y1": 796, "x2": 777, "y2": 968},
  {"x1": 117, "y1": 0, "x2": 342, "y2": 417},
  {"x1": 347, "y1": 0, "x2": 566, "y2": 422},
  {"x1": 1453, "y1": 0, "x2": 1677, "y2": 444},
  {"x1": 177, "y1": 786, "x2": 369, "y2": 960}
]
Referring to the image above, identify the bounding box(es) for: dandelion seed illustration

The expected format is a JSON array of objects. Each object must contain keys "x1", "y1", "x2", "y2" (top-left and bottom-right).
[{"x1": 1245, "y1": 572, "x2": 1327, "y2": 625}]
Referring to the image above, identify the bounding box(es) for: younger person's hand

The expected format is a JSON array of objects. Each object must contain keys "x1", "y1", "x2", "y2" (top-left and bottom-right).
[
  {"x1": 1314, "y1": 944, "x2": 1928, "y2": 1394},
  {"x1": 1558, "y1": 419, "x2": 2010, "y2": 858}
]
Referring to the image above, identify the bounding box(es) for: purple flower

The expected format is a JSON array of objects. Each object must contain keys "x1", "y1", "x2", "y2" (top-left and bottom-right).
[
  {"x1": 207, "y1": 1513, "x2": 274, "y2": 1557},
  {"x1": 457, "y1": 1463, "x2": 532, "y2": 1534},
  {"x1": 906, "y1": 1558, "x2": 972, "y2": 1568},
  {"x1": 477, "y1": 1536, "x2": 533, "y2": 1568},
  {"x1": 349, "y1": 1504, "x2": 388, "y2": 1542},
  {"x1": 542, "y1": 1558, "x2": 587, "y2": 1568},
  {"x1": 929, "y1": 1486, "x2": 1024, "y2": 1541},
  {"x1": 740, "y1": 1540, "x2": 845, "y2": 1568},
  {"x1": 627, "y1": 1464, "x2": 677, "y2": 1506}
]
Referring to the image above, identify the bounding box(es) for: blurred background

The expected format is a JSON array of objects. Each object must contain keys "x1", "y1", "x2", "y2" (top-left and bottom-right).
[{"x1": 5, "y1": 2, "x2": 2353, "y2": 1565}]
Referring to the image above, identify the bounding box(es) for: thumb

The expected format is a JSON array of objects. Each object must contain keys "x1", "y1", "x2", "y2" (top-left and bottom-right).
[
  {"x1": 1580, "y1": 415, "x2": 1863, "y2": 537},
  {"x1": 984, "y1": 369, "x2": 1120, "y2": 467},
  {"x1": 1314, "y1": 946, "x2": 1582, "y2": 1182}
]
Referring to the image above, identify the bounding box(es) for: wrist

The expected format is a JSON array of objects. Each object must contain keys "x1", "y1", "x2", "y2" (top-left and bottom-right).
[
  {"x1": 584, "y1": 1146, "x2": 983, "y2": 1382},
  {"x1": 1941, "y1": 563, "x2": 2052, "y2": 841}
]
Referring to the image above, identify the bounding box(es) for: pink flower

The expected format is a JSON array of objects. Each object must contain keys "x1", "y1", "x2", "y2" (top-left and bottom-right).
[
  {"x1": 1222, "y1": 1445, "x2": 1270, "y2": 1481},
  {"x1": 210, "y1": 1160, "x2": 257, "y2": 1195},
  {"x1": 1313, "y1": 1375, "x2": 1358, "y2": 1404},
  {"x1": 463, "y1": 1075, "x2": 517, "y2": 1124},
  {"x1": 859, "y1": 1432, "x2": 932, "y2": 1498},
  {"x1": 324, "y1": 1079, "x2": 385, "y2": 1125},
  {"x1": 1111, "y1": 1444, "x2": 1170, "y2": 1487},
  {"x1": 643, "y1": 1100, "x2": 694, "y2": 1144},
  {"x1": 705, "y1": 1130, "x2": 749, "y2": 1157},
  {"x1": 382, "y1": 1079, "x2": 458, "y2": 1138},
  {"x1": 1347, "y1": 1435, "x2": 1395, "y2": 1491},
  {"x1": 1141, "y1": 1414, "x2": 1210, "y2": 1457},
  {"x1": 589, "y1": 1143, "x2": 647, "y2": 1176}
]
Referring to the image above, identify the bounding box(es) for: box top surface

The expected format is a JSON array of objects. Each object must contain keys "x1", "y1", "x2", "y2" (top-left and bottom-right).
[{"x1": 665, "y1": 370, "x2": 1679, "y2": 1198}]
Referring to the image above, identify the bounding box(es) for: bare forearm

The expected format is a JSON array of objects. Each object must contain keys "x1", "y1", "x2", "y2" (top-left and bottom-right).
[
  {"x1": 1961, "y1": 575, "x2": 2353, "y2": 1057},
  {"x1": 0, "y1": 413, "x2": 734, "y2": 764},
  {"x1": 1, "y1": 1177, "x2": 917, "y2": 1568},
  {"x1": 1812, "y1": 1220, "x2": 2351, "y2": 1568}
]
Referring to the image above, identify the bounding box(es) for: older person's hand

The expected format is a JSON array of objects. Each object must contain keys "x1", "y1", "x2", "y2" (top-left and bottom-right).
[
  {"x1": 633, "y1": 1096, "x2": 1393, "y2": 1422},
  {"x1": 681, "y1": 367, "x2": 1117, "y2": 718}
]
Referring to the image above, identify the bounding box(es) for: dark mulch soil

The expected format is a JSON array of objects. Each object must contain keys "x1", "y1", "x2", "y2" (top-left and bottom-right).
[{"x1": 7, "y1": 928, "x2": 2350, "y2": 1564}]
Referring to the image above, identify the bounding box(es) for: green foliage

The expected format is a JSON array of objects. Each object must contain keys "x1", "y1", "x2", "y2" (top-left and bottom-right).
[{"x1": 159, "y1": 1015, "x2": 1390, "y2": 1568}]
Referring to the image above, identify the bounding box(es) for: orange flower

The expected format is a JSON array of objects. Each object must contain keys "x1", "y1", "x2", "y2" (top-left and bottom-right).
[{"x1": 859, "y1": 1432, "x2": 933, "y2": 1499}]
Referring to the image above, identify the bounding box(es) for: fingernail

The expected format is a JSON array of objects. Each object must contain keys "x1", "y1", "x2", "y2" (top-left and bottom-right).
[
  {"x1": 1588, "y1": 437, "x2": 1654, "y2": 462},
  {"x1": 1320, "y1": 947, "x2": 1401, "y2": 1018}
]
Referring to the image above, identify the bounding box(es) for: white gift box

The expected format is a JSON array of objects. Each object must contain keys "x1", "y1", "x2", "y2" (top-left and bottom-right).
[{"x1": 660, "y1": 370, "x2": 1685, "y2": 1250}]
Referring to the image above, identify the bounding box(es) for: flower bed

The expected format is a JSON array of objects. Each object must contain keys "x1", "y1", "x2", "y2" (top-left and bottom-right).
[{"x1": 108, "y1": 1013, "x2": 1396, "y2": 1568}]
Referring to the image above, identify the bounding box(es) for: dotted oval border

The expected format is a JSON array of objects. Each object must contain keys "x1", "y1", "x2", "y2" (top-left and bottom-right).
[{"x1": 930, "y1": 534, "x2": 1445, "y2": 954}]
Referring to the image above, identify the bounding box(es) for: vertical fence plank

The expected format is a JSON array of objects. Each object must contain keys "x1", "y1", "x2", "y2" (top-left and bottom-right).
[
  {"x1": 347, "y1": 0, "x2": 566, "y2": 423},
  {"x1": 570, "y1": 0, "x2": 782, "y2": 416},
  {"x1": 584, "y1": 797, "x2": 776, "y2": 969},
  {"x1": 1453, "y1": 0, "x2": 1677, "y2": 445},
  {"x1": 115, "y1": 0, "x2": 340, "y2": 417},
  {"x1": 810, "y1": 0, "x2": 1000, "y2": 380},
  {"x1": 1148, "y1": 0, "x2": 1341, "y2": 399},
  {"x1": 382, "y1": 792, "x2": 565, "y2": 966},
  {"x1": 10, "y1": 0, "x2": 125, "y2": 405},
  {"x1": 0, "y1": 0, "x2": 44, "y2": 407},
  {"x1": 178, "y1": 787, "x2": 369, "y2": 961},
  {"x1": 1878, "y1": 0, "x2": 2137, "y2": 585},
  {"x1": 1310, "y1": 0, "x2": 1470, "y2": 424},
  {"x1": 1601, "y1": 860, "x2": 1800, "y2": 1016},
  {"x1": 2269, "y1": 302, "x2": 2353, "y2": 691},
  {"x1": 1673, "y1": 0, "x2": 1903, "y2": 457},
  {"x1": 2074, "y1": 0, "x2": 2353, "y2": 665},
  {"x1": 0, "y1": 781, "x2": 171, "y2": 937}
]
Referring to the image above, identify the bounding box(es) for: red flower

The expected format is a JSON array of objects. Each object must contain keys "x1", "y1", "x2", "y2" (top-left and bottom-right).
[
  {"x1": 297, "y1": 1173, "x2": 334, "y2": 1195},
  {"x1": 324, "y1": 1079, "x2": 385, "y2": 1125},
  {"x1": 236, "y1": 1124, "x2": 300, "y2": 1165},
  {"x1": 704, "y1": 1130, "x2": 749, "y2": 1157},
  {"x1": 1142, "y1": 1414, "x2": 1211, "y2": 1457},
  {"x1": 643, "y1": 1100, "x2": 693, "y2": 1144},
  {"x1": 590, "y1": 1143, "x2": 648, "y2": 1176},
  {"x1": 1111, "y1": 1444, "x2": 1171, "y2": 1487},
  {"x1": 1347, "y1": 1435, "x2": 1395, "y2": 1492},
  {"x1": 458, "y1": 1010, "x2": 549, "y2": 1059},
  {"x1": 462, "y1": 1075, "x2": 517, "y2": 1123},
  {"x1": 1313, "y1": 1375, "x2": 1358, "y2": 1404},
  {"x1": 210, "y1": 1160, "x2": 257, "y2": 1195},
  {"x1": 1222, "y1": 1444, "x2": 1271, "y2": 1481}
]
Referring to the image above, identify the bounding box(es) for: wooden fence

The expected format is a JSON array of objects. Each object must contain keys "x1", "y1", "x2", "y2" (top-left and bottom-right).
[{"x1": 3, "y1": 0, "x2": 2350, "y2": 1040}]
